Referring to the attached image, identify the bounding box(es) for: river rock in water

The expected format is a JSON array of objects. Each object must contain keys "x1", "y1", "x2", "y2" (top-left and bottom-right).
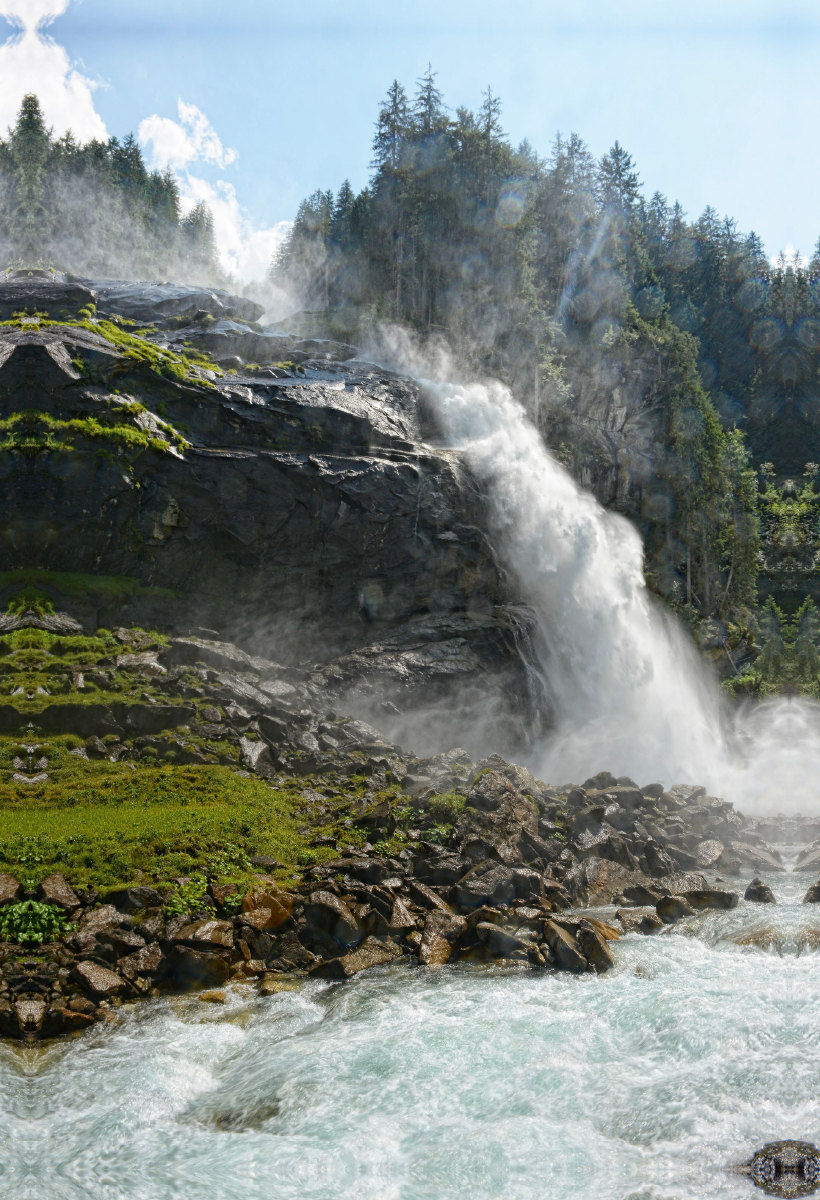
[{"x1": 745, "y1": 878, "x2": 777, "y2": 904}]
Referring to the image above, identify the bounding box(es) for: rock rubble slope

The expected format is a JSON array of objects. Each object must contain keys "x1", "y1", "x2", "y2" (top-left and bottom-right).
[{"x1": 0, "y1": 615, "x2": 793, "y2": 1040}]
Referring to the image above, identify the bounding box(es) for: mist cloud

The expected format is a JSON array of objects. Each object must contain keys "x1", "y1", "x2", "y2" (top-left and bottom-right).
[
  {"x1": 0, "y1": 1, "x2": 289, "y2": 283},
  {"x1": 179, "y1": 173, "x2": 290, "y2": 284}
]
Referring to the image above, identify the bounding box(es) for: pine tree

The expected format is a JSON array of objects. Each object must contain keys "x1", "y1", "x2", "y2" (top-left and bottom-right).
[
  {"x1": 372, "y1": 80, "x2": 411, "y2": 171},
  {"x1": 597, "y1": 141, "x2": 641, "y2": 212},
  {"x1": 9, "y1": 94, "x2": 51, "y2": 263},
  {"x1": 478, "y1": 86, "x2": 504, "y2": 144},
  {"x1": 413, "y1": 65, "x2": 447, "y2": 136}
]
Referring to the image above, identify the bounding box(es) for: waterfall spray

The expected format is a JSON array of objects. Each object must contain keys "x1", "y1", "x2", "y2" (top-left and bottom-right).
[{"x1": 420, "y1": 374, "x2": 820, "y2": 812}]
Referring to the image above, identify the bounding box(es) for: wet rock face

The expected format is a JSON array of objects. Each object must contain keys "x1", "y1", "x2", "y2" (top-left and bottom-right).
[
  {"x1": 740, "y1": 1140, "x2": 820, "y2": 1196},
  {"x1": 0, "y1": 277, "x2": 542, "y2": 753}
]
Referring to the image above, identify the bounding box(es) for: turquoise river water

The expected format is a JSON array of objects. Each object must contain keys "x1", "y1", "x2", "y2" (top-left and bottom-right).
[{"x1": 0, "y1": 871, "x2": 816, "y2": 1199}]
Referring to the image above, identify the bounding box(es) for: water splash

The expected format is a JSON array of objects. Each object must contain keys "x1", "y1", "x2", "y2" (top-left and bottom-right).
[{"x1": 420, "y1": 374, "x2": 820, "y2": 810}]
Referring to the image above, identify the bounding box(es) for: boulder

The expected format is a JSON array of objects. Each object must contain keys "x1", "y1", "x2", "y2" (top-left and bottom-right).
[
  {"x1": 475, "y1": 922, "x2": 537, "y2": 959},
  {"x1": 564, "y1": 858, "x2": 650, "y2": 907},
  {"x1": 118, "y1": 942, "x2": 164, "y2": 978},
  {"x1": 161, "y1": 636, "x2": 282, "y2": 678},
  {"x1": 407, "y1": 880, "x2": 452, "y2": 912},
  {"x1": 724, "y1": 841, "x2": 785, "y2": 873},
  {"x1": 660, "y1": 872, "x2": 710, "y2": 895},
  {"x1": 542, "y1": 921, "x2": 587, "y2": 972},
  {"x1": 15, "y1": 998, "x2": 47, "y2": 1035},
  {"x1": 413, "y1": 853, "x2": 467, "y2": 887},
  {"x1": 0, "y1": 874, "x2": 20, "y2": 904},
  {"x1": 683, "y1": 889, "x2": 738, "y2": 912},
  {"x1": 102, "y1": 886, "x2": 164, "y2": 913},
  {"x1": 576, "y1": 922, "x2": 615, "y2": 973},
  {"x1": 795, "y1": 846, "x2": 820, "y2": 874},
  {"x1": 389, "y1": 898, "x2": 417, "y2": 930},
  {"x1": 74, "y1": 961, "x2": 124, "y2": 997},
  {"x1": 76, "y1": 907, "x2": 121, "y2": 936},
  {"x1": 303, "y1": 891, "x2": 362, "y2": 947},
  {"x1": 211, "y1": 883, "x2": 238, "y2": 908},
  {"x1": 694, "y1": 839, "x2": 725, "y2": 870},
  {"x1": 803, "y1": 881, "x2": 820, "y2": 904},
  {"x1": 744, "y1": 878, "x2": 777, "y2": 904},
  {"x1": 667, "y1": 784, "x2": 706, "y2": 804},
  {"x1": 176, "y1": 919, "x2": 234, "y2": 949},
  {"x1": 166, "y1": 946, "x2": 231, "y2": 988},
  {"x1": 581, "y1": 771, "x2": 618, "y2": 791},
  {"x1": 269, "y1": 931, "x2": 319, "y2": 971},
  {"x1": 338, "y1": 857, "x2": 394, "y2": 886},
  {"x1": 98, "y1": 928, "x2": 145, "y2": 954},
  {"x1": 656, "y1": 895, "x2": 696, "y2": 923},
  {"x1": 450, "y1": 771, "x2": 539, "y2": 865},
  {"x1": 309, "y1": 936, "x2": 402, "y2": 980},
  {"x1": 84, "y1": 735, "x2": 107, "y2": 758},
  {"x1": 622, "y1": 883, "x2": 665, "y2": 906},
  {"x1": 419, "y1": 911, "x2": 466, "y2": 966},
  {"x1": 643, "y1": 841, "x2": 676, "y2": 878},
  {"x1": 452, "y1": 861, "x2": 517, "y2": 909},
  {"x1": 241, "y1": 886, "x2": 292, "y2": 929},
  {"x1": 249, "y1": 854, "x2": 281, "y2": 871},
  {"x1": 39, "y1": 874, "x2": 80, "y2": 911},
  {"x1": 615, "y1": 907, "x2": 663, "y2": 935},
  {"x1": 542, "y1": 881, "x2": 572, "y2": 911},
  {"x1": 575, "y1": 828, "x2": 639, "y2": 871},
  {"x1": 511, "y1": 866, "x2": 546, "y2": 902}
]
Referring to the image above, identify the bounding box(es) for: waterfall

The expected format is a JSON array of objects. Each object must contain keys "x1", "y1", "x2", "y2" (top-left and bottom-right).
[{"x1": 421, "y1": 374, "x2": 820, "y2": 810}]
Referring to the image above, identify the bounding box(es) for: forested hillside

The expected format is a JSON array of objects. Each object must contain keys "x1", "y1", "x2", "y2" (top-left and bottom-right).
[
  {"x1": 273, "y1": 70, "x2": 820, "y2": 693},
  {"x1": 0, "y1": 96, "x2": 220, "y2": 283},
  {"x1": 3, "y1": 85, "x2": 820, "y2": 694}
]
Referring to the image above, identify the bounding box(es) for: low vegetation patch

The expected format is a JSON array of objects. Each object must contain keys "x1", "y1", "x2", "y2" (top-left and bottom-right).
[{"x1": 0, "y1": 755, "x2": 303, "y2": 890}]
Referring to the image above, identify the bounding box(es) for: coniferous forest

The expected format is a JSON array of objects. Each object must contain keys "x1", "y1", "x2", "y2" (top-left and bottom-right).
[
  {"x1": 0, "y1": 95, "x2": 220, "y2": 284},
  {"x1": 273, "y1": 71, "x2": 820, "y2": 695}
]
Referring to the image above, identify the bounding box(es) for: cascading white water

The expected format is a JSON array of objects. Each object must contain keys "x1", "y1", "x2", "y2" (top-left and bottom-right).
[{"x1": 420, "y1": 374, "x2": 820, "y2": 811}]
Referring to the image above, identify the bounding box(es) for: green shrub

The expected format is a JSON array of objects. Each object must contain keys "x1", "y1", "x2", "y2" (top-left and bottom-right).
[
  {"x1": 426, "y1": 793, "x2": 465, "y2": 823},
  {"x1": 0, "y1": 899, "x2": 72, "y2": 945},
  {"x1": 163, "y1": 875, "x2": 213, "y2": 918}
]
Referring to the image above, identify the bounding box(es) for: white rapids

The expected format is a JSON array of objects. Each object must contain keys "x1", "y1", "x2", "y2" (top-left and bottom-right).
[{"x1": 1, "y1": 873, "x2": 817, "y2": 1199}]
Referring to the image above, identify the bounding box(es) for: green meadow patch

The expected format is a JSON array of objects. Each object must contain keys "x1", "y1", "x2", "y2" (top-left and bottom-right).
[{"x1": 0, "y1": 757, "x2": 304, "y2": 890}]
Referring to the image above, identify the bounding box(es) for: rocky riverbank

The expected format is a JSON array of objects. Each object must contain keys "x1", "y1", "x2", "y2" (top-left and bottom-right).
[{"x1": 0, "y1": 616, "x2": 806, "y2": 1039}]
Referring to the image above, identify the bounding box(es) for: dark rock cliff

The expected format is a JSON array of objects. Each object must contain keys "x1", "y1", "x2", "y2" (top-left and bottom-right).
[{"x1": 0, "y1": 271, "x2": 543, "y2": 754}]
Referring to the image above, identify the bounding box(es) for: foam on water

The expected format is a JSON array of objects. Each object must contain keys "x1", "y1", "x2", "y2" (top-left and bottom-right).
[{"x1": 1, "y1": 879, "x2": 817, "y2": 1199}]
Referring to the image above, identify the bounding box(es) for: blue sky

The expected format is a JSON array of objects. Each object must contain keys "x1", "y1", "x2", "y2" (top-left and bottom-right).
[{"x1": 0, "y1": 1, "x2": 817, "y2": 277}]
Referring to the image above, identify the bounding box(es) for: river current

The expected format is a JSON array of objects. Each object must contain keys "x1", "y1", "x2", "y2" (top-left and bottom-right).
[{"x1": 2, "y1": 870, "x2": 816, "y2": 1199}]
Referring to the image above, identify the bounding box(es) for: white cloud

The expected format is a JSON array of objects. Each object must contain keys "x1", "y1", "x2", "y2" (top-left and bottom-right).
[
  {"x1": 180, "y1": 175, "x2": 290, "y2": 282},
  {"x1": 0, "y1": 0, "x2": 106, "y2": 141},
  {"x1": 140, "y1": 96, "x2": 289, "y2": 281},
  {"x1": 139, "y1": 100, "x2": 236, "y2": 172}
]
